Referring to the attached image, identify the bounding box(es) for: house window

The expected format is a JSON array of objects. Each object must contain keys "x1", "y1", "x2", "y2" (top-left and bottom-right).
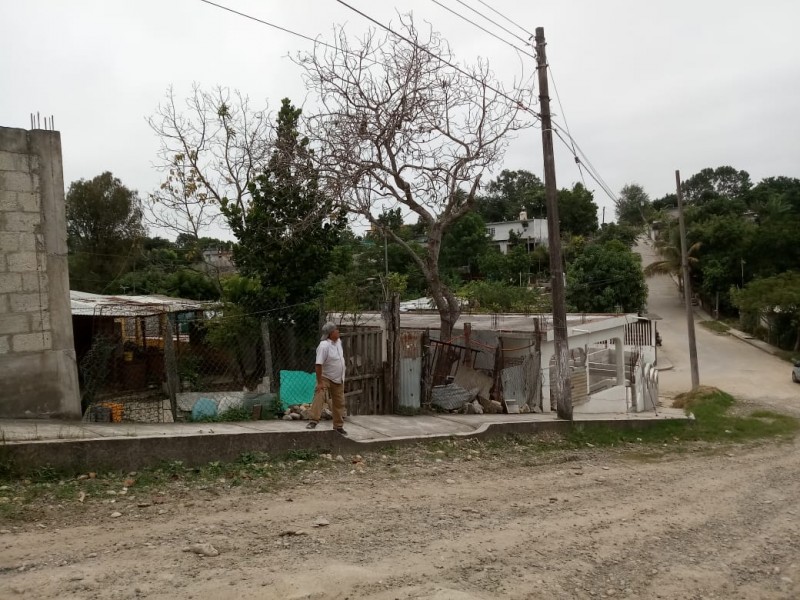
[{"x1": 487, "y1": 227, "x2": 496, "y2": 237}]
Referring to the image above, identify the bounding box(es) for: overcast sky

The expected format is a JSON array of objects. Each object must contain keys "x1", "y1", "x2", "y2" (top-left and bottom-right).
[{"x1": 2, "y1": 0, "x2": 798, "y2": 237}]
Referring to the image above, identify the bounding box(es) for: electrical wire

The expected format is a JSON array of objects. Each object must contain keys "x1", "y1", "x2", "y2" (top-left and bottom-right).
[
  {"x1": 428, "y1": 0, "x2": 535, "y2": 58},
  {"x1": 548, "y1": 124, "x2": 617, "y2": 204},
  {"x1": 197, "y1": 0, "x2": 340, "y2": 52},
  {"x1": 451, "y1": 0, "x2": 531, "y2": 45},
  {"x1": 333, "y1": 0, "x2": 537, "y2": 117},
  {"x1": 197, "y1": 0, "x2": 619, "y2": 211},
  {"x1": 475, "y1": 0, "x2": 534, "y2": 39},
  {"x1": 547, "y1": 66, "x2": 587, "y2": 188},
  {"x1": 196, "y1": 0, "x2": 536, "y2": 119},
  {"x1": 456, "y1": 0, "x2": 618, "y2": 206}
]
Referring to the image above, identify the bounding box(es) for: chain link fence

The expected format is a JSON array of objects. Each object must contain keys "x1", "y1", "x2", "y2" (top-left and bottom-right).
[
  {"x1": 74, "y1": 293, "x2": 561, "y2": 423},
  {"x1": 74, "y1": 295, "x2": 336, "y2": 423}
]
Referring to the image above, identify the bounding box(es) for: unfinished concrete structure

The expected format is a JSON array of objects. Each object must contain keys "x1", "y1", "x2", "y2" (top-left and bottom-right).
[{"x1": 0, "y1": 126, "x2": 80, "y2": 418}]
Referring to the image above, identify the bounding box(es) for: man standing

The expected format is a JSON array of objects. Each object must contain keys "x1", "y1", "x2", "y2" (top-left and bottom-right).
[{"x1": 306, "y1": 322, "x2": 347, "y2": 435}]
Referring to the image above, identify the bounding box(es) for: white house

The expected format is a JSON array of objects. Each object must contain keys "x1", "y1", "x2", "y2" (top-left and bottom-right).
[{"x1": 485, "y1": 211, "x2": 549, "y2": 254}]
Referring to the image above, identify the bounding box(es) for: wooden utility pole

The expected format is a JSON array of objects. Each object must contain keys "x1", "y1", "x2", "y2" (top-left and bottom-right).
[
  {"x1": 535, "y1": 27, "x2": 572, "y2": 420},
  {"x1": 675, "y1": 170, "x2": 700, "y2": 390}
]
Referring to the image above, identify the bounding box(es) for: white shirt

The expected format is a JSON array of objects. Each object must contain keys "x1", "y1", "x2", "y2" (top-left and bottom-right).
[{"x1": 316, "y1": 338, "x2": 346, "y2": 384}]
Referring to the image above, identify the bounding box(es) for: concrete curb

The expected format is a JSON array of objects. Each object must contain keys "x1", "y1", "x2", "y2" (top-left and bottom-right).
[
  {"x1": 0, "y1": 417, "x2": 692, "y2": 473},
  {"x1": 725, "y1": 327, "x2": 790, "y2": 358}
]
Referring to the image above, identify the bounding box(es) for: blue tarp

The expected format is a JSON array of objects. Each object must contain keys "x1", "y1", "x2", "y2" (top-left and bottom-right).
[{"x1": 279, "y1": 370, "x2": 316, "y2": 408}]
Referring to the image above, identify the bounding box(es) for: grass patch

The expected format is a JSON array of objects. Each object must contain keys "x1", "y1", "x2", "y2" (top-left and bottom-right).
[
  {"x1": 560, "y1": 386, "x2": 799, "y2": 448},
  {"x1": 0, "y1": 388, "x2": 796, "y2": 520},
  {"x1": 699, "y1": 320, "x2": 730, "y2": 334},
  {"x1": 773, "y1": 349, "x2": 799, "y2": 363}
]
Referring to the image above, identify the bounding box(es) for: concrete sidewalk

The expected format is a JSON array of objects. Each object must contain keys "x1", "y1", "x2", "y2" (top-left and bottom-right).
[
  {"x1": 0, "y1": 410, "x2": 687, "y2": 443},
  {"x1": 0, "y1": 409, "x2": 690, "y2": 472}
]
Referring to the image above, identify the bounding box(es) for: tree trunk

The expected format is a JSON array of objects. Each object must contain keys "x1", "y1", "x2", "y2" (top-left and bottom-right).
[
  {"x1": 428, "y1": 278, "x2": 461, "y2": 342},
  {"x1": 427, "y1": 264, "x2": 461, "y2": 386}
]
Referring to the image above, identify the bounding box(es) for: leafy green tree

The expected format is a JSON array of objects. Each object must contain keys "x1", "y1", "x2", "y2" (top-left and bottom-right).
[
  {"x1": 221, "y1": 98, "x2": 346, "y2": 313},
  {"x1": 476, "y1": 169, "x2": 545, "y2": 222},
  {"x1": 746, "y1": 214, "x2": 800, "y2": 278},
  {"x1": 440, "y1": 211, "x2": 490, "y2": 280},
  {"x1": 747, "y1": 176, "x2": 800, "y2": 214},
  {"x1": 732, "y1": 271, "x2": 800, "y2": 351},
  {"x1": 682, "y1": 166, "x2": 752, "y2": 204},
  {"x1": 66, "y1": 172, "x2": 145, "y2": 293},
  {"x1": 643, "y1": 233, "x2": 701, "y2": 293},
  {"x1": 174, "y1": 234, "x2": 233, "y2": 263},
  {"x1": 594, "y1": 222, "x2": 640, "y2": 248},
  {"x1": 478, "y1": 239, "x2": 536, "y2": 285},
  {"x1": 558, "y1": 183, "x2": 598, "y2": 237},
  {"x1": 106, "y1": 235, "x2": 220, "y2": 300},
  {"x1": 685, "y1": 214, "x2": 756, "y2": 312},
  {"x1": 191, "y1": 275, "x2": 264, "y2": 387},
  {"x1": 566, "y1": 240, "x2": 647, "y2": 313},
  {"x1": 615, "y1": 183, "x2": 652, "y2": 228},
  {"x1": 352, "y1": 219, "x2": 429, "y2": 300},
  {"x1": 458, "y1": 280, "x2": 549, "y2": 313},
  {"x1": 651, "y1": 193, "x2": 677, "y2": 212}
]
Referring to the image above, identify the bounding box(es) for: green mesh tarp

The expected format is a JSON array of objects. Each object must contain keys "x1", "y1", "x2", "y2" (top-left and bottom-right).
[{"x1": 279, "y1": 370, "x2": 316, "y2": 408}]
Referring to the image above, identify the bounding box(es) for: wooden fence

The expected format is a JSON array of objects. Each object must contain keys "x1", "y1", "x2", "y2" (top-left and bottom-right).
[{"x1": 340, "y1": 328, "x2": 388, "y2": 415}]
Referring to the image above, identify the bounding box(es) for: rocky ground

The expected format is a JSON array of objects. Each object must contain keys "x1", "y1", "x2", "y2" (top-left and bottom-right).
[{"x1": 1, "y1": 430, "x2": 799, "y2": 600}]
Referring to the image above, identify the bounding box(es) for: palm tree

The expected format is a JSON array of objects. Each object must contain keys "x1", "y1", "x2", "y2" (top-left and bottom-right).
[
  {"x1": 753, "y1": 197, "x2": 791, "y2": 224},
  {"x1": 644, "y1": 230, "x2": 700, "y2": 293}
]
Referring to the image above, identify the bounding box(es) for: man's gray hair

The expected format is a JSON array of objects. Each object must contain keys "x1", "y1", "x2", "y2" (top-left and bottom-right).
[{"x1": 320, "y1": 321, "x2": 339, "y2": 341}]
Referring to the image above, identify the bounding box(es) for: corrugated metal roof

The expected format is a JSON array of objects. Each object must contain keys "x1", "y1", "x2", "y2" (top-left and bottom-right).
[{"x1": 70, "y1": 291, "x2": 207, "y2": 317}]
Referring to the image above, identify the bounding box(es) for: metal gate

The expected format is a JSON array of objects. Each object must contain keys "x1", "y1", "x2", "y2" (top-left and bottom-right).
[{"x1": 399, "y1": 330, "x2": 424, "y2": 412}]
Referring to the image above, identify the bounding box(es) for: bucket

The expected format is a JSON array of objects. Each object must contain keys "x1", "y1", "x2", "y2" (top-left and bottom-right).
[
  {"x1": 99, "y1": 402, "x2": 124, "y2": 423},
  {"x1": 89, "y1": 405, "x2": 112, "y2": 423}
]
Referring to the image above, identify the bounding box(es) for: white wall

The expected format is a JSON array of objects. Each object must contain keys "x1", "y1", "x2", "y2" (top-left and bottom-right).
[{"x1": 486, "y1": 219, "x2": 548, "y2": 254}]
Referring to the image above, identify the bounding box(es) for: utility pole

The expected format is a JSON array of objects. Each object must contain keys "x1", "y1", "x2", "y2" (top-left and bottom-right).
[
  {"x1": 535, "y1": 27, "x2": 572, "y2": 420},
  {"x1": 675, "y1": 170, "x2": 700, "y2": 390}
]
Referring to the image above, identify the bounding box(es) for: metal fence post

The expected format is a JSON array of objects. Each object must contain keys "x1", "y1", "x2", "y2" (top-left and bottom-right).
[
  {"x1": 163, "y1": 315, "x2": 179, "y2": 421},
  {"x1": 261, "y1": 318, "x2": 273, "y2": 393}
]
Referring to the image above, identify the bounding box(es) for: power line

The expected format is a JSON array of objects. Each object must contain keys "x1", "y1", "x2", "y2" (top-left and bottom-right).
[
  {"x1": 196, "y1": 0, "x2": 538, "y2": 118},
  {"x1": 547, "y1": 66, "x2": 587, "y2": 188},
  {"x1": 197, "y1": 0, "x2": 339, "y2": 51},
  {"x1": 197, "y1": 0, "x2": 618, "y2": 206},
  {"x1": 428, "y1": 0, "x2": 534, "y2": 58},
  {"x1": 451, "y1": 0, "x2": 531, "y2": 45},
  {"x1": 453, "y1": 1, "x2": 616, "y2": 206},
  {"x1": 475, "y1": 0, "x2": 534, "y2": 39},
  {"x1": 554, "y1": 128, "x2": 616, "y2": 202},
  {"x1": 552, "y1": 124, "x2": 619, "y2": 204},
  {"x1": 333, "y1": 0, "x2": 537, "y2": 118}
]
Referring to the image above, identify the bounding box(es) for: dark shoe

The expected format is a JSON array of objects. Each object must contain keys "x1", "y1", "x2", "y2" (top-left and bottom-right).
[
  {"x1": 306, "y1": 421, "x2": 318, "y2": 429},
  {"x1": 335, "y1": 427, "x2": 348, "y2": 436}
]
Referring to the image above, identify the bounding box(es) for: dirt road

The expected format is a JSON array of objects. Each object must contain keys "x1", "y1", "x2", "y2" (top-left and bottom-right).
[{"x1": 2, "y1": 437, "x2": 799, "y2": 600}]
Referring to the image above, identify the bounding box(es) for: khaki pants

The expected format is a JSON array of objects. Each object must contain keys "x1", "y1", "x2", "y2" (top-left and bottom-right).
[{"x1": 309, "y1": 377, "x2": 345, "y2": 428}]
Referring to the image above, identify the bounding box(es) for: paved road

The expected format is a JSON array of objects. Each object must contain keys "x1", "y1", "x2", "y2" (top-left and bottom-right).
[{"x1": 637, "y1": 238, "x2": 800, "y2": 415}]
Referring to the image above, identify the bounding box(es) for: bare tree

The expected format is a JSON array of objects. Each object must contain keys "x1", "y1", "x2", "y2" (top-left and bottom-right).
[
  {"x1": 148, "y1": 84, "x2": 273, "y2": 238},
  {"x1": 299, "y1": 16, "x2": 533, "y2": 340}
]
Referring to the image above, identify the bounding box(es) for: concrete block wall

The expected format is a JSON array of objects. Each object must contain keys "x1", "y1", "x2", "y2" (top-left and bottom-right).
[{"x1": 0, "y1": 126, "x2": 80, "y2": 418}]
